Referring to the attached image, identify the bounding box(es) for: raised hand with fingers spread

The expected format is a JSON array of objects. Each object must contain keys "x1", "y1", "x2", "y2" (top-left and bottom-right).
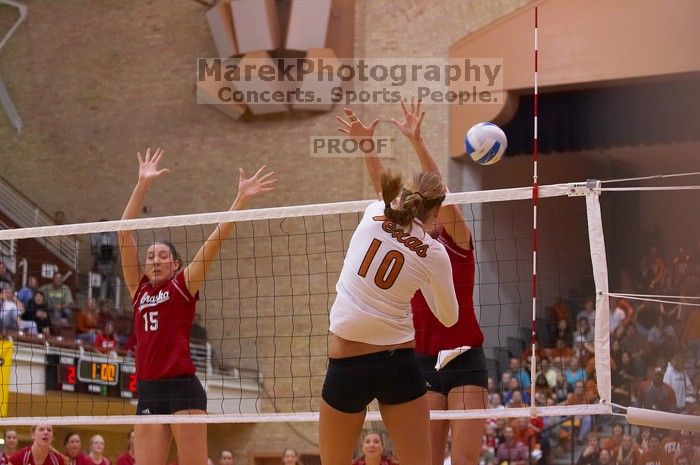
[
  {"x1": 336, "y1": 107, "x2": 379, "y2": 141},
  {"x1": 391, "y1": 96, "x2": 425, "y2": 142},
  {"x1": 137, "y1": 147, "x2": 170, "y2": 185},
  {"x1": 236, "y1": 165, "x2": 277, "y2": 205}
]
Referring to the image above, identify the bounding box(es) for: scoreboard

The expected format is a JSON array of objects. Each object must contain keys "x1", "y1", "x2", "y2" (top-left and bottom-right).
[{"x1": 45, "y1": 354, "x2": 138, "y2": 399}]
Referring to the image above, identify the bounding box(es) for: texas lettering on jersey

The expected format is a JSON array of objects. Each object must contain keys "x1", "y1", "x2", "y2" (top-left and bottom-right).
[
  {"x1": 138, "y1": 289, "x2": 170, "y2": 312},
  {"x1": 372, "y1": 215, "x2": 429, "y2": 257}
]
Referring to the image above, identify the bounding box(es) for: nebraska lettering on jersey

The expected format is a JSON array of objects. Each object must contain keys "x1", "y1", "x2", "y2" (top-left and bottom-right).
[
  {"x1": 373, "y1": 215, "x2": 429, "y2": 257},
  {"x1": 138, "y1": 289, "x2": 171, "y2": 312},
  {"x1": 132, "y1": 272, "x2": 198, "y2": 380}
]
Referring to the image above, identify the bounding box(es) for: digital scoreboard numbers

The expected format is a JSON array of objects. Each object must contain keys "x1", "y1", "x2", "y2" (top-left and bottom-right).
[{"x1": 45, "y1": 354, "x2": 138, "y2": 399}]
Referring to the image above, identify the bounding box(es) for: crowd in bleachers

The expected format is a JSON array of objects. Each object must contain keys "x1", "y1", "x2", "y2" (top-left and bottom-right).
[
  {"x1": 474, "y1": 242, "x2": 700, "y2": 465},
  {"x1": 0, "y1": 234, "x2": 135, "y2": 357}
]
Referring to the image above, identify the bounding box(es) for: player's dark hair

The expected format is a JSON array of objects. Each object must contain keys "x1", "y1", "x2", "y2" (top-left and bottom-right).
[{"x1": 64, "y1": 432, "x2": 80, "y2": 445}]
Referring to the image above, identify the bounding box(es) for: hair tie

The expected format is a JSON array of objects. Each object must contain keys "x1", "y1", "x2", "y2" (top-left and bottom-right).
[{"x1": 385, "y1": 203, "x2": 392, "y2": 210}]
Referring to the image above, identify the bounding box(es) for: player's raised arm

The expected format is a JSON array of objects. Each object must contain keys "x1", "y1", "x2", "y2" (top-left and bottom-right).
[
  {"x1": 337, "y1": 107, "x2": 381, "y2": 197},
  {"x1": 392, "y1": 97, "x2": 472, "y2": 250},
  {"x1": 118, "y1": 147, "x2": 170, "y2": 298},
  {"x1": 183, "y1": 166, "x2": 276, "y2": 296}
]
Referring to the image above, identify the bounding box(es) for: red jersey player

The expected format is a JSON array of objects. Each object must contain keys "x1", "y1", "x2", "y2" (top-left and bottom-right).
[
  {"x1": 114, "y1": 431, "x2": 135, "y2": 465},
  {"x1": 1, "y1": 429, "x2": 19, "y2": 464},
  {"x1": 63, "y1": 433, "x2": 88, "y2": 465},
  {"x1": 369, "y1": 98, "x2": 489, "y2": 465},
  {"x1": 9, "y1": 423, "x2": 63, "y2": 465},
  {"x1": 118, "y1": 147, "x2": 275, "y2": 465}
]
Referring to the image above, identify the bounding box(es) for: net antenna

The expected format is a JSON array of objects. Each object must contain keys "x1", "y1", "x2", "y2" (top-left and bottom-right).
[
  {"x1": 0, "y1": 0, "x2": 27, "y2": 132},
  {"x1": 528, "y1": 5, "x2": 539, "y2": 414}
]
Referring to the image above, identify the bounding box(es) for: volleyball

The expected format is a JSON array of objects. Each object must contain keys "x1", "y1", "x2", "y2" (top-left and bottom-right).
[{"x1": 464, "y1": 122, "x2": 508, "y2": 165}]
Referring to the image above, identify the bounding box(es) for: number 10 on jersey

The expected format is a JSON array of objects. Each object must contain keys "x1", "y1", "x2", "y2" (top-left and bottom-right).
[{"x1": 358, "y1": 239, "x2": 405, "y2": 289}]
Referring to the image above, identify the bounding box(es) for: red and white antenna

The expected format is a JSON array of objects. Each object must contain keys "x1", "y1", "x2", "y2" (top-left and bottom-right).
[{"x1": 529, "y1": 5, "x2": 539, "y2": 415}]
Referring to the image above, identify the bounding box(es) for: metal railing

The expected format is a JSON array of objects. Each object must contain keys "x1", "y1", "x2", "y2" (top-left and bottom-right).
[{"x1": 0, "y1": 175, "x2": 79, "y2": 271}]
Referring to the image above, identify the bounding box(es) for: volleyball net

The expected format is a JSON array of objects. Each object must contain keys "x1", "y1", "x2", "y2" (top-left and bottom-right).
[{"x1": 0, "y1": 179, "x2": 698, "y2": 427}]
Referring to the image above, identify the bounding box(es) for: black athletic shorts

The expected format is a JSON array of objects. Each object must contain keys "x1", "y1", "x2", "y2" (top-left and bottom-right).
[
  {"x1": 136, "y1": 375, "x2": 207, "y2": 415},
  {"x1": 417, "y1": 346, "x2": 488, "y2": 396},
  {"x1": 322, "y1": 348, "x2": 427, "y2": 414}
]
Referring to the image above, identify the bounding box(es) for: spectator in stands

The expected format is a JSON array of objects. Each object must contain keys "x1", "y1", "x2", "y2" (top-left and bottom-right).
[
  {"x1": 2, "y1": 429, "x2": 19, "y2": 463},
  {"x1": 496, "y1": 427, "x2": 528, "y2": 465},
  {"x1": 550, "y1": 298, "x2": 571, "y2": 323},
  {"x1": 0, "y1": 261, "x2": 12, "y2": 289},
  {"x1": 609, "y1": 298, "x2": 629, "y2": 337},
  {"x1": 507, "y1": 389, "x2": 528, "y2": 408},
  {"x1": 95, "y1": 321, "x2": 119, "y2": 356},
  {"x1": 611, "y1": 351, "x2": 636, "y2": 406},
  {"x1": 603, "y1": 423, "x2": 625, "y2": 451},
  {"x1": 549, "y1": 338, "x2": 573, "y2": 363},
  {"x1": 539, "y1": 357, "x2": 563, "y2": 394},
  {"x1": 579, "y1": 298, "x2": 596, "y2": 329},
  {"x1": 573, "y1": 317, "x2": 594, "y2": 344},
  {"x1": 22, "y1": 291, "x2": 51, "y2": 336},
  {"x1": 218, "y1": 450, "x2": 235, "y2": 465},
  {"x1": 281, "y1": 448, "x2": 303, "y2": 465},
  {"x1": 648, "y1": 245, "x2": 667, "y2": 291},
  {"x1": 663, "y1": 353, "x2": 695, "y2": 412},
  {"x1": 16, "y1": 275, "x2": 38, "y2": 306},
  {"x1": 635, "y1": 427, "x2": 652, "y2": 454},
  {"x1": 682, "y1": 307, "x2": 700, "y2": 367},
  {"x1": 575, "y1": 433, "x2": 600, "y2": 465},
  {"x1": 612, "y1": 434, "x2": 640, "y2": 465},
  {"x1": 498, "y1": 369, "x2": 510, "y2": 388},
  {"x1": 672, "y1": 245, "x2": 691, "y2": 286},
  {"x1": 635, "y1": 256, "x2": 654, "y2": 291},
  {"x1": 90, "y1": 223, "x2": 119, "y2": 302},
  {"x1": 75, "y1": 297, "x2": 99, "y2": 344},
  {"x1": 620, "y1": 325, "x2": 646, "y2": 378},
  {"x1": 617, "y1": 270, "x2": 636, "y2": 295},
  {"x1": 552, "y1": 319, "x2": 573, "y2": 346},
  {"x1": 636, "y1": 302, "x2": 661, "y2": 340},
  {"x1": 598, "y1": 448, "x2": 612, "y2": 465},
  {"x1": 87, "y1": 435, "x2": 110, "y2": 465},
  {"x1": 513, "y1": 417, "x2": 538, "y2": 449},
  {"x1": 564, "y1": 357, "x2": 587, "y2": 391},
  {"x1": 508, "y1": 357, "x2": 531, "y2": 389},
  {"x1": 488, "y1": 393, "x2": 505, "y2": 412},
  {"x1": 115, "y1": 431, "x2": 135, "y2": 465},
  {"x1": 97, "y1": 300, "x2": 114, "y2": 330},
  {"x1": 673, "y1": 432, "x2": 699, "y2": 464},
  {"x1": 637, "y1": 366, "x2": 676, "y2": 412},
  {"x1": 351, "y1": 432, "x2": 398, "y2": 465},
  {"x1": 0, "y1": 286, "x2": 38, "y2": 334},
  {"x1": 39, "y1": 273, "x2": 75, "y2": 326},
  {"x1": 573, "y1": 335, "x2": 594, "y2": 370},
  {"x1": 534, "y1": 374, "x2": 554, "y2": 402},
  {"x1": 64, "y1": 432, "x2": 88, "y2": 465},
  {"x1": 481, "y1": 423, "x2": 499, "y2": 461}
]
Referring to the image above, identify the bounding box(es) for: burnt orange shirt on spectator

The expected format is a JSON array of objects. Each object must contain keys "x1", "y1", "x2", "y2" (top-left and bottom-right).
[
  {"x1": 638, "y1": 449, "x2": 667, "y2": 465},
  {"x1": 76, "y1": 310, "x2": 98, "y2": 333}
]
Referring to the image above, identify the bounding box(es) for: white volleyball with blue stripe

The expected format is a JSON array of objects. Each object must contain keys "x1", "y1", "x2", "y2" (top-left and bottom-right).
[{"x1": 465, "y1": 122, "x2": 508, "y2": 165}]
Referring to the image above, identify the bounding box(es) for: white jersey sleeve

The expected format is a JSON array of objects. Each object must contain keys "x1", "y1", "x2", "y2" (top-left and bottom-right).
[
  {"x1": 329, "y1": 200, "x2": 459, "y2": 345},
  {"x1": 419, "y1": 250, "x2": 458, "y2": 327}
]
